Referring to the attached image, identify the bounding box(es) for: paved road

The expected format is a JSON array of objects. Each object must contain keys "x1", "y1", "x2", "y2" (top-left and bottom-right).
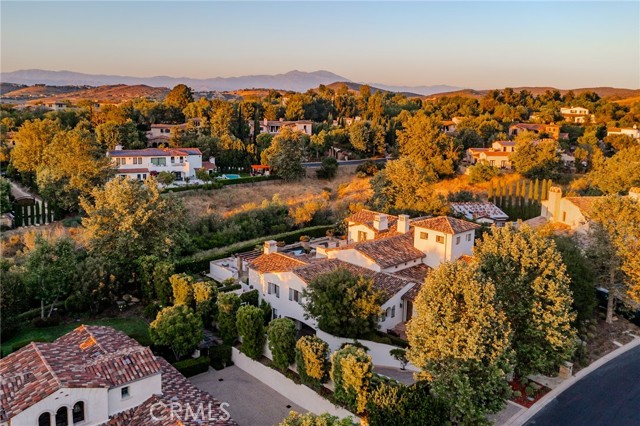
[
  {"x1": 302, "y1": 157, "x2": 389, "y2": 168},
  {"x1": 524, "y1": 345, "x2": 640, "y2": 426}
]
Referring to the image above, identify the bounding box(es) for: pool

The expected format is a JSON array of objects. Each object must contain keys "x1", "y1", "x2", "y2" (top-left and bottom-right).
[{"x1": 220, "y1": 174, "x2": 241, "y2": 179}]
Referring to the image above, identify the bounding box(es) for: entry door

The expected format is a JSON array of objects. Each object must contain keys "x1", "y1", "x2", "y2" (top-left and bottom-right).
[{"x1": 405, "y1": 301, "x2": 413, "y2": 321}]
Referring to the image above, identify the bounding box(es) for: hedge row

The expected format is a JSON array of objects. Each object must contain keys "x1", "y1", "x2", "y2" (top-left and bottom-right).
[
  {"x1": 172, "y1": 356, "x2": 210, "y2": 377},
  {"x1": 163, "y1": 175, "x2": 279, "y2": 193},
  {"x1": 175, "y1": 225, "x2": 333, "y2": 273}
]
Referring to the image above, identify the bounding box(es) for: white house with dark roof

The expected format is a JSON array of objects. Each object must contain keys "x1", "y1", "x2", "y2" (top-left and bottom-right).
[
  {"x1": 247, "y1": 211, "x2": 480, "y2": 332},
  {"x1": 0, "y1": 325, "x2": 235, "y2": 426},
  {"x1": 107, "y1": 146, "x2": 215, "y2": 181},
  {"x1": 451, "y1": 202, "x2": 509, "y2": 227}
]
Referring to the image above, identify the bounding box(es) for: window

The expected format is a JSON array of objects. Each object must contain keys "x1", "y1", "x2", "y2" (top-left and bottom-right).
[
  {"x1": 391, "y1": 306, "x2": 396, "y2": 318},
  {"x1": 289, "y1": 289, "x2": 302, "y2": 304},
  {"x1": 55, "y1": 407, "x2": 68, "y2": 426},
  {"x1": 357, "y1": 230, "x2": 368, "y2": 242},
  {"x1": 121, "y1": 386, "x2": 130, "y2": 399},
  {"x1": 420, "y1": 232, "x2": 429, "y2": 240},
  {"x1": 150, "y1": 157, "x2": 167, "y2": 166},
  {"x1": 268, "y1": 282, "x2": 280, "y2": 298},
  {"x1": 466, "y1": 233, "x2": 472, "y2": 242},
  {"x1": 180, "y1": 157, "x2": 184, "y2": 163},
  {"x1": 171, "y1": 156, "x2": 175, "y2": 164},
  {"x1": 436, "y1": 236, "x2": 445, "y2": 244},
  {"x1": 72, "y1": 402, "x2": 85, "y2": 424},
  {"x1": 272, "y1": 308, "x2": 279, "y2": 319},
  {"x1": 120, "y1": 158, "x2": 126, "y2": 165},
  {"x1": 38, "y1": 413, "x2": 51, "y2": 426},
  {"x1": 562, "y1": 211, "x2": 567, "y2": 222},
  {"x1": 133, "y1": 157, "x2": 142, "y2": 165},
  {"x1": 137, "y1": 157, "x2": 142, "y2": 164},
  {"x1": 456, "y1": 236, "x2": 461, "y2": 245}
]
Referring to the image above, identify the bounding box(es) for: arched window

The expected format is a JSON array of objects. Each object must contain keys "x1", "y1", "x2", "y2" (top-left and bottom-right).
[
  {"x1": 55, "y1": 407, "x2": 68, "y2": 426},
  {"x1": 38, "y1": 412, "x2": 51, "y2": 426},
  {"x1": 72, "y1": 402, "x2": 85, "y2": 423}
]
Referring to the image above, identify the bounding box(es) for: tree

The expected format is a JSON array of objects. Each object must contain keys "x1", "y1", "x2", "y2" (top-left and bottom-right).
[
  {"x1": 156, "y1": 171, "x2": 176, "y2": 186},
  {"x1": 366, "y1": 382, "x2": 450, "y2": 426},
  {"x1": 389, "y1": 348, "x2": 408, "y2": 370},
  {"x1": 217, "y1": 292, "x2": 241, "y2": 344},
  {"x1": 25, "y1": 236, "x2": 79, "y2": 319},
  {"x1": 193, "y1": 280, "x2": 218, "y2": 326},
  {"x1": 396, "y1": 111, "x2": 459, "y2": 178},
  {"x1": 195, "y1": 168, "x2": 213, "y2": 182},
  {"x1": 165, "y1": 84, "x2": 194, "y2": 110},
  {"x1": 315, "y1": 156, "x2": 339, "y2": 180},
  {"x1": 588, "y1": 146, "x2": 640, "y2": 194},
  {"x1": 330, "y1": 344, "x2": 373, "y2": 414},
  {"x1": 406, "y1": 261, "x2": 512, "y2": 425},
  {"x1": 11, "y1": 119, "x2": 62, "y2": 173},
  {"x1": 236, "y1": 305, "x2": 266, "y2": 359},
  {"x1": 278, "y1": 412, "x2": 357, "y2": 426},
  {"x1": 468, "y1": 160, "x2": 499, "y2": 184},
  {"x1": 95, "y1": 121, "x2": 143, "y2": 150},
  {"x1": 348, "y1": 121, "x2": 385, "y2": 156},
  {"x1": 81, "y1": 177, "x2": 186, "y2": 285},
  {"x1": 267, "y1": 318, "x2": 297, "y2": 371},
  {"x1": 0, "y1": 177, "x2": 11, "y2": 214},
  {"x1": 303, "y1": 268, "x2": 382, "y2": 338},
  {"x1": 261, "y1": 127, "x2": 306, "y2": 181},
  {"x1": 170, "y1": 273, "x2": 194, "y2": 306},
  {"x1": 295, "y1": 335, "x2": 330, "y2": 387},
  {"x1": 510, "y1": 138, "x2": 562, "y2": 180},
  {"x1": 474, "y1": 225, "x2": 576, "y2": 376},
  {"x1": 150, "y1": 305, "x2": 203, "y2": 360}
]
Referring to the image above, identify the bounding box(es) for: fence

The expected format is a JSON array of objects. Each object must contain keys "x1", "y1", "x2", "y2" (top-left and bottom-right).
[{"x1": 13, "y1": 200, "x2": 54, "y2": 227}]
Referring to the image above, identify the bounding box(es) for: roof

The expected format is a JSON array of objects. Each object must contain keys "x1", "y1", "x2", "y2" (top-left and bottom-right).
[
  {"x1": 345, "y1": 209, "x2": 399, "y2": 237},
  {"x1": 117, "y1": 168, "x2": 149, "y2": 174},
  {"x1": 108, "y1": 148, "x2": 202, "y2": 157},
  {"x1": 352, "y1": 233, "x2": 425, "y2": 269},
  {"x1": 249, "y1": 252, "x2": 309, "y2": 273},
  {"x1": 480, "y1": 151, "x2": 511, "y2": 157},
  {"x1": 393, "y1": 263, "x2": 431, "y2": 283},
  {"x1": 411, "y1": 216, "x2": 481, "y2": 234},
  {"x1": 401, "y1": 282, "x2": 422, "y2": 302},
  {"x1": 468, "y1": 147, "x2": 490, "y2": 152},
  {"x1": 564, "y1": 197, "x2": 604, "y2": 219},
  {"x1": 200, "y1": 161, "x2": 216, "y2": 170},
  {"x1": 451, "y1": 202, "x2": 509, "y2": 221},
  {"x1": 150, "y1": 123, "x2": 187, "y2": 129},
  {"x1": 510, "y1": 123, "x2": 544, "y2": 131},
  {"x1": 0, "y1": 325, "x2": 160, "y2": 421},
  {"x1": 494, "y1": 140, "x2": 516, "y2": 147}
]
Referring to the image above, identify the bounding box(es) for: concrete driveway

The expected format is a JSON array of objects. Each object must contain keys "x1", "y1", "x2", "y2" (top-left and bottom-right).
[{"x1": 190, "y1": 366, "x2": 306, "y2": 426}]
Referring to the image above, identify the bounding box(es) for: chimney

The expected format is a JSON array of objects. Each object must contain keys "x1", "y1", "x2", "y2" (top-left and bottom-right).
[
  {"x1": 629, "y1": 187, "x2": 640, "y2": 202},
  {"x1": 397, "y1": 214, "x2": 410, "y2": 234},
  {"x1": 548, "y1": 186, "x2": 563, "y2": 222},
  {"x1": 264, "y1": 240, "x2": 278, "y2": 255},
  {"x1": 114, "y1": 144, "x2": 123, "y2": 151},
  {"x1": 373, "y1": 214, "x2": 388, "y2": 231}
]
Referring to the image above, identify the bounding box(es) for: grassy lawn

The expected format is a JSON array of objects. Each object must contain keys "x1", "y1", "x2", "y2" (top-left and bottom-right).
[{"x1": 1, "y1": 316, "x2": 150, "y2": 357}]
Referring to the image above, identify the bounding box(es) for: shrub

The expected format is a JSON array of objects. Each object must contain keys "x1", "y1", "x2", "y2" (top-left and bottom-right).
[
  {"x1": 512, "y1": 390, "x2": 522, "y2": 398},
  {"x1": 31, "y1": 316, "x2": 61, "y2": 328},
  {"x1": 217, "y1": 292, "x2": 241, "y2": 344},
  {"x1": 330, "y1": 344, "x2": 373, "y2": 414},
  {"x1": 143, "y1": 303, "x2": 162, "y2": 320},
  {"x1": 239, "y1": 289, "x2": 259, "y2": 307},
  {"x1": 64, "y1": 294, "x2": 85, "y2": 313},
  {"x1": 316, "y1": 157, "x2": 339, "y2": 180},
  {"x1": 171, "y1": 273, "x2": 195, "y2": 306},
  {"x1": 525, "y1": 386, "x2": 535, "y2": 397},
  {"x1": 236, "y1": 305, "x2": 266, "y2": 359},
  {"x1": 390, "y1": 348, "x2": 408, "y2": 370},
  {"x1": 366, "y1": 382, "x2": 450, "y2": 426},
  {"x1": 355, "y1": 160, "x2": 383, "y2": 177},
  {"x1": 278, "y1": 412, "x2": 358, "y2": 426},
  {"x1": 468, "y1": 161, "x2": 499, "y2": 184},
  {"x1": 219, "y1": 283, "x2": 241, "y2": 293},
  {"x1": 150, "y1": 305, "x2": 203, "y2": 360},
  {"x1": 295, "y1": 335, "x2": 330, "y2": 387},
  {"x1": 210, "y1": 344, "x2": 233, "y2": 370},
  {"x1": 267, "y1": 318, "x2": 297, "y2": 371},
  {"x1": 172, "y1": 356, "x2": 210, "y2": 377}
]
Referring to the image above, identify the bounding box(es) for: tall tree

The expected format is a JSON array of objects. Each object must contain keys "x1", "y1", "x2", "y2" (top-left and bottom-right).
[
  {"x1": 261, "y1": 127, "x2": 307, "y2": 181},
  {"x1": 474, "y1": 225, "x2": 576, "y2": 376},
  {"x1": 407, "y1": 261, "x2": 512, "y2": 425},
  {"x1": 150, "y1": 305, "x2": 203, "y2": 360},
  {"x1": 11, "y1": 119, "x2": 62, "y2": 173},
  {"x1": 164, "y1": 84, "x2": 194, "y2": 110},
  {"x1": 510, "y1": 138, "x2": 562, "y2": 180}
]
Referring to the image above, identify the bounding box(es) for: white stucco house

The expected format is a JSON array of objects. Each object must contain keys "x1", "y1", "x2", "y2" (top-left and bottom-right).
[
  {"x1": 107, "y1": 146, "x2": 215, "y2": 181},
  {"x1": 607, "y1": 126, "x2": 640, "y2": 139},
  {"x1": 451, "y1": 202, "x2": 509, "y2": 227},
  {"x1": 0, "y1": 325, "x2": 235, "y2": 426},
  {"x1": 560, "y1": 106, "x2": 594, "y2": 124},
  {"x1": 248, "y1": 118, "x2": 313, "y2": 137},
  {"x1": 247, "y1": 210, "x2": 480, "y2": 334}
]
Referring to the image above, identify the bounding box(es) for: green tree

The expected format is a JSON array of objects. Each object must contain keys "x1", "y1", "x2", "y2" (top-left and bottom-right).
[
  {"x1": 156, "y1": 171, "x2": 176, "y2": 186},
  {"x1": 11, "y1": 119, "x2": 62, "y2": 173},
  {"x1": 150, "y1": 304, "x2": 203, "y2": 360},
  {"x1": 0, "y1": 177, "x2": 11, "y2": 214},
  {"x1": 165, "y1": 84, "x2": 194, "y2": 110},
  {"x1": 303, "y1": 268, "x2": 382, "y2": 338},
  {"x1": 267, "y1": 318, "x2": 297, "y2": 371},
  {"x1": 170, "y1": 273, "x2": 194, "y2": 306},
  {"x1": 236, "y1": 305, "x2": 266, "y2": 359},
  {"x1": 475, "y1": 225, "x2": 576, "y2": 375},
  {"x1": 195, "y1": 168, "x2": 213, "y2": 182},
  {"x1": 315, "y1": 156, "x2": 339, "y2": 180},
  {"x1": 278, "y1": 412, "x2": 357, "y2": 426},
  {"x1": 588, "y1": 146, "x2": 640, "y2": 194},
  {"x1": 468, "y1": 160, "x2": 499, "y2": 184},
  {"x1": 261, "y1": 127, "x2": 306, "y2": 181},
  {"x1": 95, "y1": 120, "x2": 144, "y2": 150},
  {"x1": 217, "y1": 292, "x2": 241, "y2": 344},
  {"x1": 366, "y1": 382, "x2": 450, "y2": 426},
  {"x1": 295, "y1": 335, "x2": 330, "y2": 387},
  {"x1": 330, "y1": 344, "x2": 373, "y2": 414},
  {"x1": 193, "y1": 280, "x2": 218, "y2": 326},
  {"x1": 510, "y1": 138, "x2": 562, "y2": 180},
  {"x1": 406, "y1": 261, "x2": 512, "y2": 425}
]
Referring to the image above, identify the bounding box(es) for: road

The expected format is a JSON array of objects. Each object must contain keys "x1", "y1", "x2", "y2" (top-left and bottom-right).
[
  {"x1": 302, "y1": 157, "x2": 389, "y2": 168},
  {"x1": 524, "y1": 345, "x2": 640, "y2": 426}
]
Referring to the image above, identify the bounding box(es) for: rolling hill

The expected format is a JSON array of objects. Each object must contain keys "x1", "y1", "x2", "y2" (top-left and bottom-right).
[
  {"x1": 427, "y1": 87, "x2": 640, "y2": 101},
  {"x1": 23, "y1": 84, "x2": 170, "y2": 104}
]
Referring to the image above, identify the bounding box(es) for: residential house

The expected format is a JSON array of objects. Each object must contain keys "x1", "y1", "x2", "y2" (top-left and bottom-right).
[
  {"x1": 451, "y1": 202, "x2": 509, "y2": 226},
  {"x1": 107, "y1": 146, "x2": 214, "y2": 181},
  {"x1": 478, "y1": 150, "x2": 512, "y2": 169},
  {"x1": 560, "y1": 107, "x2": 594, "y2": 124},
  {"x1": 247, "y1": 211, "x2": 480, "y2": 332},
  {"x1": 0, "y1": 325, "x2": 235, "y2": 426},
  {"x1": 509, "y1": 123, "x2": 561, "y2": 139},
  {"x1": 248, "y1": 119, "x2": 313, "y2": 137},
  {"x1": 441, "y1": 120, "x2": 457, "y2": 134},
  {"x1": 466, "y1": 141, "x2": 515, "y2": 169},
  {"x1": 607, "y1": 126, "x2": 640, "y2": 139}
]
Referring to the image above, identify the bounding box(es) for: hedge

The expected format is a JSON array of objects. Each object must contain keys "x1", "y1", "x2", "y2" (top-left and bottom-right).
[
  {"x1": 175, "y1": 225, "x2": 333, "y2": 273},
  {"x1": 210, "y1": 344, "x2": 233, "y2": 370},
  {"x1": 163, "y1": 175, "x2": 280, "y2": 193},
  {"x1": 172, "y1": 356, "x2": 210, "y2": 377},
  {"x1": 219, "y1": 284, "x2": 242, "y2": 293}
]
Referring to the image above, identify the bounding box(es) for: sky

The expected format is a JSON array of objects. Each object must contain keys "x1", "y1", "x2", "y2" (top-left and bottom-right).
[{"x1": 1, "y1": 1, "x2": 639, "y2": 89}]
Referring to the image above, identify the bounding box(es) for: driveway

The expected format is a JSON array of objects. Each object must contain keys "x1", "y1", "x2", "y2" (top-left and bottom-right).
[
  {"x1": 190, "y1": 366, "x2": 306, "y2": 426},
  {"x1": 524, "y1": 345, "x2": 640, "y2": 426}
]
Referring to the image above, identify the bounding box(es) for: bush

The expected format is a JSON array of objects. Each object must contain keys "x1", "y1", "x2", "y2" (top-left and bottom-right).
[
  {"x1": 278, "y1": 412, "x2": 358, "y2": 426},
  {"x1": 330, "y1": 344, "x2": 373, "y2": 414},
  {"x1": 468, "y1": 161, "x2": 499, "y2": 184},
  {"x1": 366, "y1": 382, "x2": 450, "y2": 426},
  {"x1": 64, "y1": 294, "x2": 85, "y2": 313},
  {"x1": 267, "y1": 318, "x2": 297, "y2": 371},
  {"x1": 356, "y1": 160, "x2": 383, "y2": 177},
  {"x1": 512, "y1": 390, "x2": 522, "y2": 398},
  {"x1": 210, "y1": 344, "x2": 233, "y2": 370},
  {"x1": 239, "y1": 289, "x2": 259, "y2": 307},
  {"x1": 295, "y1": 335, "x2": 330, "y2": 388},
  {"x1": 316, "y1": 157, "x2": 339, "y2": 180},
  {"x1": 525, "y1": 386, "x2": 535, "y2": 397},
  {"x1": 31, "y1": 316, "x2": 61, "y2": 328},
  {"x1": 172, "y1": 356, "x2": 210, "y2": 377},
  {"x1": 236, "y1": 305, "x2": 266, "y2": 359},
  {"x1": 143, "y1": 303, "x2": 162, "y2": 320},
  {"x1": 217, "y1": 293, "x2": 241, "y2": 344}
]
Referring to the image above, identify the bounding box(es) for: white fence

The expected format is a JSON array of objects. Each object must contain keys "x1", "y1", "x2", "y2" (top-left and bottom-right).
[
  {"x1": 231, "y1": 347, "x2": 358, "y2": 421},
  {"x1": 316, "y1": 330, "x2": 419, "y2": 372}
]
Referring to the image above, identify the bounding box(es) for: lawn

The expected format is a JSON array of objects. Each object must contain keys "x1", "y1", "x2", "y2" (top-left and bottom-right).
[{"x1": 1, "y1": 316, "x2": 150, "y2": 357}]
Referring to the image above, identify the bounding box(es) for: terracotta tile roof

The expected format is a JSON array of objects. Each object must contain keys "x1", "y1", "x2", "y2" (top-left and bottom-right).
[
  {"x1": 249, "y1": 252, "x2": 309, "y2": 273},
  {"x1": 510, "y1": 123, "x2": 544, "y2": 131},
  {"x1": 401, "y1": 282, "x2": 422, "y2": 302},
  {"x1": 494, "y1": 140, "x2": 516, "y2": 146},
  {"x1": 117, "y1": 168, "x2": 149, "y2": 174},
  {"x1": 0, "y1": 325, "x2": 161, "y2": 421},
  {"x1": 459, "y1": 254, "x2": 475, "y2": 263},
  {"x1": 345, "y1": 209, "x2": 399, "y2": 236},
  {"x1": 353, "y1": 233, "x2": 425, "y2": 269},
  {"x1": 564, "y1": 197, "x2": 604, "y2": 219},
  {"x1": 451, "y1": 202, "x2": 509, "y2": 221},
  {"x1": 393, "y1": 264, "x2": 431, "y2": 283},
  {"x1": 108, "y1": 147, "x2": 202, "y2": 157},
  {"x1": 411, "y1": 216, "x2": 481, "y2": 235},
  {"x1": 200, "y1": 161, "x2": 216, "y2": 170}
]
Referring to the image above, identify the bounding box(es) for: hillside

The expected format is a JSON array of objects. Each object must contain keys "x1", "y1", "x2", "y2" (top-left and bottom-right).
[
  {"x1": 1, "y1": 84, "x2": 89, "y2": 100},
  {"x1": 324, "y1": 81, "x2": 423, "y2": 98},
  {"x1": 0, "y1": 83, "x2": 27, "y2": 95},
  {"x1": 28, "y1": 84, "x2": 169, "y2": 104},
  {"x1": 427, "y1": 87, "x2": 640, "y2": 101}
]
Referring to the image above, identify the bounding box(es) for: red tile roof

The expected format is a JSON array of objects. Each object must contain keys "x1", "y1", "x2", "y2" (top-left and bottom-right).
[
  {"x1": 564, "y1": 197, "x2": 604, "y2": 219},
  {"x1": 200, "y1": 161, "x2": 216, "y2": 170},
  {"x1": 451, "y1": 202, "x2": 509, "y2": 221},
  {"x1": 249, "y1": 252, "x2": 309, "y2": 273},
  {"x1": 353, "y1": 233, "x2": 425, "y2": 269},
  {"x1": 345, "y1": 209, "x2": 400, "y2": 237},
  {"x1": 393, "y1": 264, "x2": 431, "y2": 283},
  {"x1": 411, "y1": 216, "x2": 481, "y2": 234},
  {"x1": 108, "y1": 148, "x2": 202, "y2": 157},
  {"x1": 116, "y1": 168, "x2": 149, "y2": 174}
]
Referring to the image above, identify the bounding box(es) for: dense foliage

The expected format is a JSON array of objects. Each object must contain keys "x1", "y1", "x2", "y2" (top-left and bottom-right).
[
  {"x1": 236, "y1": 305, "x2": 266, "y2": 359},
  {"x1": 295, "y1": 335, "x2": 330, "y2": 387},
  {"x1": 267, "y1": 318, "x2": 297, "y2": 371},
  {"x1": 150, "y1": 305, "x2": 203, "y2": 360},
  {"x1": 330, "y1": 344, "x2": 373, "y2": 414}
]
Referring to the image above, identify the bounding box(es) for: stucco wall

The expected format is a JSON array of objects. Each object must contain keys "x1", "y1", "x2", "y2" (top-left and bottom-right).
[
  {"x1": 328, "y1": 248, "x2": 381, "y2": 272},
  {"x1": 449, "y1": 230, "x2": 475, "y2": 261},
  {"x1": 107, "y1": 374, "x2": 162, "y2": 416}
]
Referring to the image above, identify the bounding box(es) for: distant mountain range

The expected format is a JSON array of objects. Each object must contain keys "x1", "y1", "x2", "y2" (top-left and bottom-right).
[{"x1": 0, "y1": 69, "x2": 463, "y2": 95}]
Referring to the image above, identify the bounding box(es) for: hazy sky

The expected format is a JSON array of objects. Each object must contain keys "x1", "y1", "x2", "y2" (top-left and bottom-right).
[{"x1": 1, "y1": 1, "x2": 639, "y2": 89}]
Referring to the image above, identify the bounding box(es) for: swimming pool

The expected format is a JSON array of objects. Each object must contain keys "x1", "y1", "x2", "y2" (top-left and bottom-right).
[{"x1": 221, "y1": 174, "x2": 241, "y2": 179}]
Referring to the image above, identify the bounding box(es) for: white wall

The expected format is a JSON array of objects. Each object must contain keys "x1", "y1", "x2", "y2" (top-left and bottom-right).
[
  {"x1": 231, "y1": 347, "x2": 358, "y2": 420},
  {"x1": 328, "y1": 248, "x2": 382, "y2": 272},
  {"x1": 107, "y1": 374, "x2": 161, "y2": 416},
  {"x1": 316, "y1": 330, "x2": 419, "y2": 372},
  {"x1": 347, "y1": 223, "x2": 375, "y2": 243},
  {"x1": 254, "y1": 271, "x2": 315, "y2": 327},
  {"x1": 449, "y1": 230, "x2": 475, "y2": 261},
  {"x1": 378, "y1": 284, "x2": 414, "y2": 331},
  {"x1": 9, "y1": 387, "x2": 108, "y2": 426},
  {"x1": 413, "y1": 227, "x2": 448, "y2": 269},
  {"x1": 209, "y1": 261, "x2": 237, "y2": 282},
  {"x1": 381, "y1": 258, "x2": 422, "y2": 274}
]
